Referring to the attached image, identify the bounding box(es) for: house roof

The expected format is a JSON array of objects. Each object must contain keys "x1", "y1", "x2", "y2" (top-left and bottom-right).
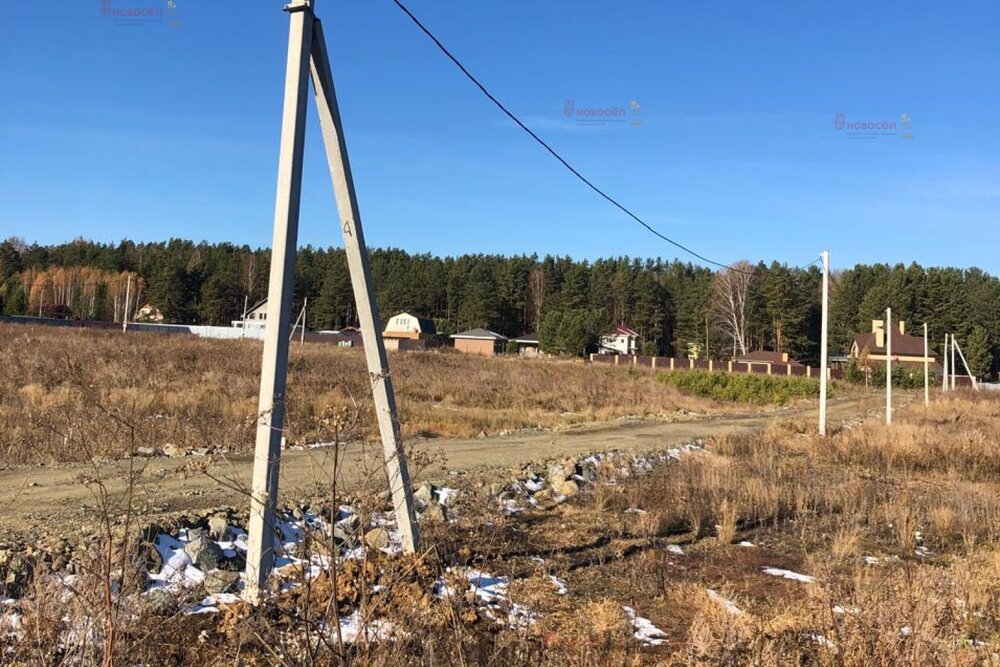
[
  {"x1": 387, "y1": 312, "x2": 437, "y2": 335},
  {"x1": 852, "y1": 331, "x2": 934, "y2": 358},
  {"x1": 246, "y1": 298, "x2": 268, "y2": 314},
  {"x1": 607, "y1": 325, "x2": 639, "y2": 337},
  {"x1": 451, "y1": 328, "x2": 507, "y2": 341},
  {"x1": 735, "y1": 350, "x2": 804, "y2": 366},
  {"x1": 513, "y1": 334, "x2": 540, "y2": 344}
]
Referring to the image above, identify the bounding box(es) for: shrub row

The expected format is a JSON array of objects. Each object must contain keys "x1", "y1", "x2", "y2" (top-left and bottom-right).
[{"x1": 656, "y1": 369, "x2": 824, "y2": 405}]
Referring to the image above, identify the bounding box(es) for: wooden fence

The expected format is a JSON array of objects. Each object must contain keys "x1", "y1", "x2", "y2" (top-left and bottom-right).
[{"x1": 589, "y1": 353, "x2": 843, "y2": 381}]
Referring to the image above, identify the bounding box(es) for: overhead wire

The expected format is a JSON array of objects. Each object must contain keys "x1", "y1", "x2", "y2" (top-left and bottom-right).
[{"x1": 389, "y1": 0, "x2": 755, "y2": 275}]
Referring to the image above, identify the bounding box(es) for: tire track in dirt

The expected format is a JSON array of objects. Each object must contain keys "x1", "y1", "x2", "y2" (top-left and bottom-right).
[{"x1": 0, "y1": 394, "x2": 888, "y2": 535}]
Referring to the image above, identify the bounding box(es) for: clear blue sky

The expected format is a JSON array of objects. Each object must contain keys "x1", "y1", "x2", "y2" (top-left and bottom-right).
[{"x1": 1, "y1": 0, "x2": 998, "y2": 272}]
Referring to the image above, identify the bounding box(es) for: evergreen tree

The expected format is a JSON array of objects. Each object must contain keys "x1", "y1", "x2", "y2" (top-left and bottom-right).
[{"x1": 964, "y1": 326, "x2": 992, "y2": 380}]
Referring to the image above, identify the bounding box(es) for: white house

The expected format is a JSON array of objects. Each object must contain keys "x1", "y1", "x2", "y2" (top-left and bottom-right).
[
  {"x1": 383, "y1": 312, "x2": 437, "y2": 340},
  {"x1": 232, "y1": 298, "x2": 269, "y2": 329},
  {"x1": 599, "y1": 324, "x2": 639, "y2": 355}
]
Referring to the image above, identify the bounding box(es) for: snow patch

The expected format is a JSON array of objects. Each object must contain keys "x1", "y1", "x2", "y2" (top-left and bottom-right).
[
  {"x1": 623, "y1": 606, "x2": 667, "y2": 646},
  {"x1": 761, "y1": 567, "x2": 815, "y2": 584}
]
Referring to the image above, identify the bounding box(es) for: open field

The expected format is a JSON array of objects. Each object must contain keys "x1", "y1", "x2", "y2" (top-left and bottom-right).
[
  {"x1": 0, "y1": 324, "x2": 742, "y2": 465},
  {"x1": 1, "y1": 388, "x2": 996, "y2": 664}
]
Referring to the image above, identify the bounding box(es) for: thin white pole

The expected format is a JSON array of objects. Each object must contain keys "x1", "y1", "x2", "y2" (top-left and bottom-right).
[
  {"x1": 122, "y1": 274, "x2": 131, "y2": 333},
  {"x1": 241, "y1": 294, "x2": 249, "y2": 340},
  {"x1": 310, "y1": 17, "x2": 419, "y2": 554},
  {"x1": 818, "y1": 250, "x2": 829, "y2": 436},
  {"x1": 885, "y1": 307, "x2": 892, "y2": 425},
  {"x1": 245, "y1": 0, "x2": 314, "y2": 605},
  {"x1": 942, "y1": 334, "x2": 949, "y2": 392},
  {"x1": 288, "y1": 302, "x2": 304, "y2": 343},
  {"x1": 301, "y1": 296, "x2": 307, "y2": 345},
  {"x1": 923, "y1": 322, "x2": 929, "y2": 406},
  {"x1": 953, "y1": 337, "x2": 978, "y2": 390},
  {"x1": 951, "y1": 334, "x2": 956, "y2": 391}
]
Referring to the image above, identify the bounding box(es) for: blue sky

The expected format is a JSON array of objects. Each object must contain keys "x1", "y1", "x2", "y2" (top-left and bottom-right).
[{"x1": 1, "y1": 0, "x2": 998, "y2": 272}]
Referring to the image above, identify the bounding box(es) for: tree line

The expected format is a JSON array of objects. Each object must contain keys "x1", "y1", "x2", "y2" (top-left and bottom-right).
[{"x1": 0, "y1": 238, "x2": 997, "y2": 378}]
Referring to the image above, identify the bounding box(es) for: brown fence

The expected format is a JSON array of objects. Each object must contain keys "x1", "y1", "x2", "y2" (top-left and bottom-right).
[{"x1": 589, "y1": 352, "x2": 838, "y2": 381}]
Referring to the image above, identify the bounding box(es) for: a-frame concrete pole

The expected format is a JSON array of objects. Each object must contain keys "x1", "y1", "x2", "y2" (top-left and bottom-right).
[
  {"x1": 818, "y1": 250, "x2": 829, "y2": 436},
  {"x1": 245, "y1": 0, "x2": 314, "y2": 604},
  {"x1": 309, "y1": 18, "x2": 419, "y2": 553}
]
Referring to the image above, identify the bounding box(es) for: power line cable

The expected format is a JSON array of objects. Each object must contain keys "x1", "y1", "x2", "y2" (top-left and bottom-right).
[{"x1": 389, "y1": 0, "x2": 753, "y2": 275}]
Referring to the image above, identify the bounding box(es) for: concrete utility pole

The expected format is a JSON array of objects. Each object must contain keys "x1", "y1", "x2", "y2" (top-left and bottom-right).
[
  {"x1": 885, "y1": 307, "x2": 892, "y2": 425},
  {"x1": 245, "y1": 0, "x2": 315, "y2": 605},
  {"x1": 122, "y1": 274, "x2": 132, "y2": 333},
  {"x1": 818, "y1": 250, "x2": 829, "y2": 436},
  {"x1": 245, "y1": 0, "x2": 418, "y2": 604},
  {"x1": 953, "y1": 337, "x2": 979, "y2": 390},
  {"x1": 942, "y1": 334, "x2": 949, "y2": 392},
  {"x1": 241, "y1": 295, "x2": 249, "y2": 340},
  {"x1": 923, "y1": 323, "x2": 929, "y2": 406},
  {"x1": 951, "y1": 334, "x2": 957, "y2": 391},
  {"x1": 309, "y1": 16, "x2": 419, "y2": 552}
]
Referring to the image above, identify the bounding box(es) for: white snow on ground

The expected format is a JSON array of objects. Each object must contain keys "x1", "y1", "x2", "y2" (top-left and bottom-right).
[
  {"x1": 737, "y1": 541, "x2": 756, "y2": 548},
  {"x1": 809, "y1": 634, "x2": 836, "y2": 649},
  {"x1": 622, "y1": 606, "x2": 667, "y2": 646},
  {"x1": 524, "y1": 477, "x2": 545, "y2": 493},
  {"x1": 832, "y1": 605, "x2": 860, "y2": 615},
  {"x1": 336, "y1": 611, "x2": 399, "y2": 643},
  {"x1": 1, "y1": 597, "x2": 21, "y2": 641},
  {"x1": 465, "y1": 570, "x2": 535, "y2": 628},
  {"x1": 437, "y1": 487, "x2": 459, "y2": 507},
  {"x1": 706, "y1": 589, "x2": 741, "y2": 616},
  {"x1": 666, "y1": 544, "x2": 685, "y2": 556},
  {"x1": 761, "y1": 567, "x2": 815, "y2": 584},
  {"x1": 863, "y1": 556, "x2": 880, "y2": 565},
  {"x1": 548, "y1": 575, "x2": 568, "y2": 595}
]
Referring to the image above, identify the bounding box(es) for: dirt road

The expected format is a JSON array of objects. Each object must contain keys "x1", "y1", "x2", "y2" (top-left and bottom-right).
[{"x1": 0, "y1": 394, "x2": 887, "y2": 534}]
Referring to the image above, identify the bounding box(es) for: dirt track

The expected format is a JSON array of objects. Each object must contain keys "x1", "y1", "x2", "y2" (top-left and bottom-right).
[{"x1": 0, "y1": 394, "x2": 889, "y2": 535}]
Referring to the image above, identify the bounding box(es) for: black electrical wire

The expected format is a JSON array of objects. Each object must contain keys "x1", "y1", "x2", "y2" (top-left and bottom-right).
[{"x1": 390, "y1": 0, "x2": 753, "y2": 275}]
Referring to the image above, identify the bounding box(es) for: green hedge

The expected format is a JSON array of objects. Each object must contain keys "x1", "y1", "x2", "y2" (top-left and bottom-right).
[{"x1": 657, "y1": 370, "x2": 825, "y2": 405}]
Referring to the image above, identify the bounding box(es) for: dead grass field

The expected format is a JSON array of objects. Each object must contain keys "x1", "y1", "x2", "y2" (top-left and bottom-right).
[
  {"x1": 0, "y1": 324, "x2": 726, "y2": 465},
  {"x1": 2, "y1": 387, "x2": 997, "y2": 665}
]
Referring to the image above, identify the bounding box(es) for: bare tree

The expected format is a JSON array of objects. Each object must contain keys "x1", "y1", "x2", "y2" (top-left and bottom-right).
[{"x1": 711, "y1": 260, "x2": 754, "y2": 357}]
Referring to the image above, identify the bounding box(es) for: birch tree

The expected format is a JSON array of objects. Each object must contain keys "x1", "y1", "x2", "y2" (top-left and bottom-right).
[{"x1": 711, "y1": 260, "x2": 754, "y2": 357}]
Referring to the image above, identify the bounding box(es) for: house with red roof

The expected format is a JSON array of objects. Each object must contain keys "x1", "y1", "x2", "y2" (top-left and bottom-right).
[{"x1": 599, "y1": 324, "x2": 639, "y2": 356}]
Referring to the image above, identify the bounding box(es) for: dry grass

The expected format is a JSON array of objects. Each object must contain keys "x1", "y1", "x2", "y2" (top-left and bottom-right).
[
  {"x1": 0, "y1": 324, "x2": 719, "y2": 464},
  {"x1": 3, "y1": 324, "x2": 1000, "y2": 665}
]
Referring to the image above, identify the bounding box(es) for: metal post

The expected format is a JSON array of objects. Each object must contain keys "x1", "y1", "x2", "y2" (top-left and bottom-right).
[
  {"x1": 122, "y1": 274, "x2": 131, "y2": 333},
  {"x1": 245, "y1": 0, "x2": 314, "y2": 605},
  {"x1": 818, "y1": 250, "x2": 829, "y2": 436},
  {"x1": 923, "y1": 322, "x2": 929, "y2": 406},
  {"x1": 885, "y1": 307, "x2": 892, "y2": 425},
  {"x1": 309, "y1": 18, "x2": 419, "y2": 553}
]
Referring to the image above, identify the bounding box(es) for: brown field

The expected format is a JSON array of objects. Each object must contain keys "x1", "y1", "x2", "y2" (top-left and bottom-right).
[
  {"x1": 0, "y1": 324, "x2": 725, "y2": 465},
  {"x1": 2, "y1": 384, "x2": 997, "y2": 664},
  {"x1": 3, "y1": 323, "x2": 996, "y2": 666}
]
